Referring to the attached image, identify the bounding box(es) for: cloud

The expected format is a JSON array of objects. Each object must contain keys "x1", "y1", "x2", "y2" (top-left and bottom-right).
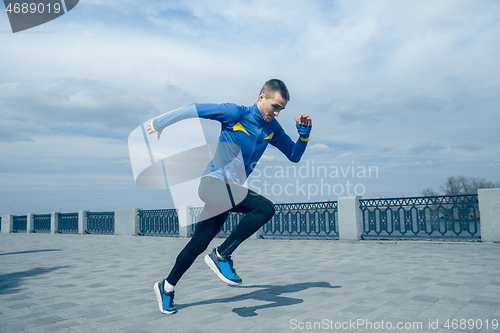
[
  {"x1": 0, "y1": 118, "x2": 38, "y2": 143},
  {"x1": 2, "y1": 0, "x2": 500, "y2": 214},
  {"x1": 0, "y1": 79, "x2": 157, "y2": 140},
  {"x1": 451, "y1": 143, "x2": 482, "y2": 152},
  {"x1": 259, "y1": 155, "x2": 276, "y2": 162},
  {"x1": 409, "y1": 141, "x2": 447, "y2": 154},
  {"x1": 306, "y1": 143, "x2": 334, "y2": 155},
  {"x1": 0, "y1": 133, "x2": 129, "y2": 176},
  {"x1": 387, "y1": 158, "x2": 448, "y2": 170},
  {"x1": 335, "y1": 93, "x2": 449, "y2": 124},
  {"x1": 332, "y1": 151, "x2": 378, "y2": 162}
]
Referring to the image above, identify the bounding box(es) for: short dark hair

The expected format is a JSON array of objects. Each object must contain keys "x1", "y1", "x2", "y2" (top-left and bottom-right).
[{"x1": 259, "y1": 79, "x2": 290, "y2": 101}]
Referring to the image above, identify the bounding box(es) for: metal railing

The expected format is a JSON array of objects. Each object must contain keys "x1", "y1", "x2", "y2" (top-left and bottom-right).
[
  {"x1": 3, "y1": 194, "x2": 482, "y2": 241},
  {"x1": 139, "y1": 209, "x2": 179, "y2": 236},
  {"x1": 13, "y1": 215, "x2": 27, "y2": 233},
  {"x1": 33, "y1": 214, "x2": 51, "y2": 233},
  {"x1": 359, "y1": 194, "x2": 480, "y2": 240},
  {"x1": 190, "y1": 208, "x2": 245, "y2": 238},
  {"x1": 190, "y1": 201, "x2": 339, "y2": 239},
  {"x1": 86, "y1": 212, "x2": 114, "y2": 234},
  {"x1": 264, "y1": 201, "x2": 338, "y2": 239},
  {"x1": 57, "y1": 213, "x2": 78, "y2": 234},
  {"x1": 190, "y1": 207, "x2": 237, "y2": 238},
  {"x1": 189, "y1": 207, "x2": 204, "y2": 232}
]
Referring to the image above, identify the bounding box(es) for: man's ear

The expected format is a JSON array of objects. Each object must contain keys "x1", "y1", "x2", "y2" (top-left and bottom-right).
[{"x1": 258, "y1": 92, "x2": 266, "y2": 102}]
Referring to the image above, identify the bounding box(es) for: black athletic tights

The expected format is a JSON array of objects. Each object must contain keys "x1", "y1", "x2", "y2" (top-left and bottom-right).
[{"x1": 166, "y1": 177, "x2": 275, "y2": 286}]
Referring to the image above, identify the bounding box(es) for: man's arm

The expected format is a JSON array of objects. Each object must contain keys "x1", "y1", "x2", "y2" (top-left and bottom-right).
[
  {"x1": 146, "y1": 104, "x2": 199, "y2": 141},
  {"x1": 270, "y1": 114, "x2": 312, "y2": 162},
  {"x1": 146, "y1": 103, "x2": 244, "y2": 141},
  {"x1": 146, "y1": 121, "x2": 162, "y2": 141}
]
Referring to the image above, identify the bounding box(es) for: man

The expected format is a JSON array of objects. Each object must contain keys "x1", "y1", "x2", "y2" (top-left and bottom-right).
[{"x1": 148, "y1": 79, "x2": 312, "y2": 314}]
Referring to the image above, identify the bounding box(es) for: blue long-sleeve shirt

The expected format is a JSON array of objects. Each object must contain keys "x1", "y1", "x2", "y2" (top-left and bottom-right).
[{"x1": 151, "y1": 103, "x2": 309, "y2": 185}]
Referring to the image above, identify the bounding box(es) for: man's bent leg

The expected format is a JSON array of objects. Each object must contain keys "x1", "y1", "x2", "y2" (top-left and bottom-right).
[
  {"x1": 203, "y1": 190, "x2": 274, "y2": 285},
  {"x1": 156, "y1": 211, "x2": 226, "y2": 315},
  {"x1": 217, "y1": 191, "x2": 275, "y2": 257},
  {"x1": 166, "y1": 210, "x2": 229, "y2": 286}
]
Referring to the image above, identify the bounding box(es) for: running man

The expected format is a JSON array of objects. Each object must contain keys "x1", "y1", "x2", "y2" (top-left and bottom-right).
[{"x1": 148, "y1": 79, "x2": 312, "y2": 314}]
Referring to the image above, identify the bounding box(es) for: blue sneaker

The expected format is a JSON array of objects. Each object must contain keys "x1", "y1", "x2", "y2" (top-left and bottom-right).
[
  {"x1": 154, "y1": 280, "x2": 177, "y2": 314},
  {"x1": 204, "y1": 248, "x2": 242, "y2": 285}
]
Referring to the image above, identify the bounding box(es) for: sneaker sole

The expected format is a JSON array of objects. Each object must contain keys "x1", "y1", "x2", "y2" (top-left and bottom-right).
[
  {"x1": 204, "y1": 254, "x2": 241, "y2": 286},
  {"x1": 153, "y1": 282, "x2": 177, "y2": 314}
]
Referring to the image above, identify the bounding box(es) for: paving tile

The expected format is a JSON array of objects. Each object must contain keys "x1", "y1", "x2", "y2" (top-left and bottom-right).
[
  {"x1": 47, "y1": 301, "x2": 79, "y2": 310},
  {"x1": 26, "y1": 315, "x2": 67, "y2": 326},
  {"x1": 0, "y1": 233, "x2": 499, "y2": 332}
]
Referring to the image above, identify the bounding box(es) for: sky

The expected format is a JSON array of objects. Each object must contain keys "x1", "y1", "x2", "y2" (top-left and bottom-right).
[{"x1": 1, "y1": 0, "x2": 499, "y2": 216}]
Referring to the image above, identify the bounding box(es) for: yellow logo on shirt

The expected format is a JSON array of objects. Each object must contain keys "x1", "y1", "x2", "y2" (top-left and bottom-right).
[
  {"x1": 233, "y1": 123, "x2": 249, "y2": 135},
  {"x1": 264, "y1": 133, "x2": 274, "y2": 140}
]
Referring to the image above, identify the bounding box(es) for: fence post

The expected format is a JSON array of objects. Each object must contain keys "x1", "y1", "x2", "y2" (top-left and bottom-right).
[
  {"x1": 338, "y1": 196, "x2": 363, "y2": 241},
  {"x1": 27, "y1": 214, "x2": 34, "y2": 233},
  {"x1": 2, "y1": 215, "x2": 13, "y2": 233},
  {"x1": 78, "y1": 210, "x2": 89, "y2": 235},
  {"x1": 478, "y1": 188, "x2": 500, "y2": 243},
  {"x1": 178, "y1": 206, "x2": 193, "y2": 238},
  {"x1": 51, "y1": 212, "x2": 59, "y2": 234},
  {"x1": 115, "y1": 208, "x2": 139, "y2": 236}
]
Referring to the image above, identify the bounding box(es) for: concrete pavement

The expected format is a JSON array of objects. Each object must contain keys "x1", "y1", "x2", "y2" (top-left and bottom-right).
[{"x1": 0, "y1": 234, "x2": 499, "y2": 333}]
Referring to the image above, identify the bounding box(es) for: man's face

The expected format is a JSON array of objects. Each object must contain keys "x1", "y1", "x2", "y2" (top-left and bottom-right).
[{"x1": 257, "y1": 92, "x2": 287, "y2": 123}]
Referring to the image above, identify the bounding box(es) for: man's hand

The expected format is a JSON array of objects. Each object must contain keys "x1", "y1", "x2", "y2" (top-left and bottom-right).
[
  {"x1": 294, "y1": 114, "x2": 312, "y2": 139},
  {"x1": 146, "y1": 121, "x2": 161, "y2": 141},
  {"x1": 294, "y1": 114, "x2": 312, "y2": 126}
]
